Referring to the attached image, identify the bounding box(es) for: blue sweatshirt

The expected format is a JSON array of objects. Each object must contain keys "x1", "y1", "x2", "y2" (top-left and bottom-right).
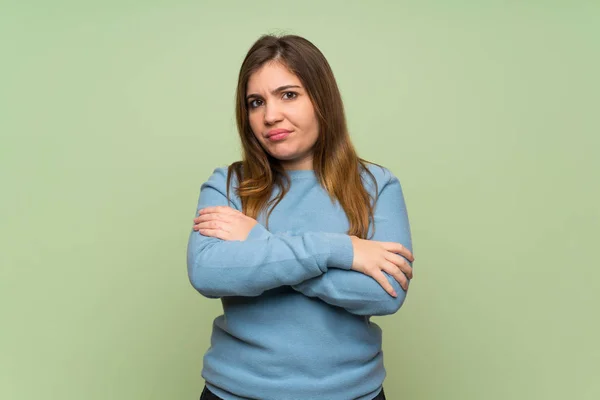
[{"x1": 186, "y1": 164, "x2": 413, "y2": 400}]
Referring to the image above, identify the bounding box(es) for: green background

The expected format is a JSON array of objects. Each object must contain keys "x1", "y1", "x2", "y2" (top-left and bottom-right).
[{"x1": 1, "y1": 1, "x2": 598, "y2": 399}]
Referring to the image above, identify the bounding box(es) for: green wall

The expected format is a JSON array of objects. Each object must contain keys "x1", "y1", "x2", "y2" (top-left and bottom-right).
[{"x1": 2, "y1": 1, "x2": 598, "y2": 399}]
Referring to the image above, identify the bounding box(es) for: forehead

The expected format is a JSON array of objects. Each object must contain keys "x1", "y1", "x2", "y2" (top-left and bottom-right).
[{"x1": 247, "y1": 61, "x2": 303, "y2": 93}]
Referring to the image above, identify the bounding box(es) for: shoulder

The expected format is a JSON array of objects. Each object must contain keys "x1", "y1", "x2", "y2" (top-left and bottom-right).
[
  {"x1": 361, "y1": 162, "x2": 400, "y2": 195},
  {"x1": 201, "y1": 166, "x2": 227, "y2": 190},
  {"x1": 202, "y1": 163, "x2": 241, "y2": 189},
  {"x1": 199, "y1": 164, "x2": 242, "y2": 208}
]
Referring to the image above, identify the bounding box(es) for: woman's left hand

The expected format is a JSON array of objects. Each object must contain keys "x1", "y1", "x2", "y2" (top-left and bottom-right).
[{"x1": 193, "y1": 206, "x2": 257, "y2": 241}]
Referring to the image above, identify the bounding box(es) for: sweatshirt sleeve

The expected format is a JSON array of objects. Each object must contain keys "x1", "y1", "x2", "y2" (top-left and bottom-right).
[
  {"x1": 186, "y1": 167, "x2": 354, "y2": 298},
  {"x1": 290, "y1": 169, "x2": 414, "y2": 316}
]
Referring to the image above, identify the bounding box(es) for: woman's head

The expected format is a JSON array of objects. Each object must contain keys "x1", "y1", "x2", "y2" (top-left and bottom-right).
[
  {"x1": 245, "y1": 60, "x2": 319, "y2": 170},
  {"x1": 235, "y1": 34, "x2": 348, "y2": 172},
  {"x1": 229, "y1": 34, "x2": 377, "y2": 238}
]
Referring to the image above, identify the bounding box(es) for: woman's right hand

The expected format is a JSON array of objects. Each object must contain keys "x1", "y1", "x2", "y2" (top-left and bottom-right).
[{"x1": 350, "y1": 236, "x2": 414, "y2": 297}]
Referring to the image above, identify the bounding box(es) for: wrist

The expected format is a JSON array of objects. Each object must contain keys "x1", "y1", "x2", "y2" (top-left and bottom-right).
[{"x1": 245, "y1": 222, "x2": 271, "y2": 241}]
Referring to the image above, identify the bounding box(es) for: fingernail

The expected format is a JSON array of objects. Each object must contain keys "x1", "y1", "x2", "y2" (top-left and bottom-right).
[{"x1": 392, "y1": 291, "x2": 397, "y2": 297}]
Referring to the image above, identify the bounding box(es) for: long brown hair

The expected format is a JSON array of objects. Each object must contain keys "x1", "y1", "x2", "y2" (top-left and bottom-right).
[{"x1": 226, "y1": 34, "x2": 379, "y2": 239}]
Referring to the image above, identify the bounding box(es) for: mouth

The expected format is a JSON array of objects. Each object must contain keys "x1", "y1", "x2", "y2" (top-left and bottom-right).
[{"x1": 266, "y1": 129, "x2": 292, "y2": 141}]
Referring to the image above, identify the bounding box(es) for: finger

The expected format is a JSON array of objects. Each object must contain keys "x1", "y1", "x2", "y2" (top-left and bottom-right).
[
  {"x1": 194, "y1": 213, "x2": 234, "y2": 224},
  {"x1": 196, "y1": 221, "x2": 231, "y2": 232},
  {"x1": 369, "y1": 269, "x2": 398, "y2": 297},
  {"x1": 385, "y1": 252, "x2": 413, "y2": 279},
  {"x1": 198, "y1": 228, "x2": 229, "y2": 240},
  {"x1": 380, "y1": 260, "x2": 409, "y2": 291},
  {"x1": 382, "y1": 242, "x2": 414, "y2": 262},
  {"x1": 199, "y1": 206, "x2": 239, "y2": 216}
]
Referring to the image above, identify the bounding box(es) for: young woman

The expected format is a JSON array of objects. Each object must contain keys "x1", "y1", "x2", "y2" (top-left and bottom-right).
[{"x1": 187, "y1": 34, "x2": 415, "y2": 400}]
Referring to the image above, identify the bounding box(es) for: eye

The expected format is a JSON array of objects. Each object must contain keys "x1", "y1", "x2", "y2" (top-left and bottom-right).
[
  {"x1": 248, "y1": 99, "x2": 263, "y2": 109},
  {"x1": 282, "y1": 91, "x2": 297, "y2": 100}
]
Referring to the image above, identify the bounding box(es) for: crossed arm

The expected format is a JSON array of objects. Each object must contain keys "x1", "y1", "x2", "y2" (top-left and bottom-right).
[{"x1": 186, "y1": 169, "x2": 413, "y2": 316}]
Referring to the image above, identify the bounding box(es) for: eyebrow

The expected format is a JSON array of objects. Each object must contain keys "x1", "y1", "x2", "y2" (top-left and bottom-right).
[{"x1": 246, "y1": 85, "x2": 302, "y2": 100}]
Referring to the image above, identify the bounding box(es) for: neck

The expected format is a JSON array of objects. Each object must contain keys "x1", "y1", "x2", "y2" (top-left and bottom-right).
[{"x1": 280, "y1": 154, "x2": 314, "y2": 171}]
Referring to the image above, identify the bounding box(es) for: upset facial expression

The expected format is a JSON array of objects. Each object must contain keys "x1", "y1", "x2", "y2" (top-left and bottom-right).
[{"x1": 246, "y1": 61, "x2": 320, "y2": 170}]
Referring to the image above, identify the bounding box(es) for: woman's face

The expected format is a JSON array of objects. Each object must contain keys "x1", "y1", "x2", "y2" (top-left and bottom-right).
[{"x1": 246, "y1": 61, "x2": 319, "y2": 170}]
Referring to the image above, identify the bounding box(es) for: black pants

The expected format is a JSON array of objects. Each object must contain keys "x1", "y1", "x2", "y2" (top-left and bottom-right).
[{"x1": 200, "y1": 385, "x2": 386, "y2": 400}]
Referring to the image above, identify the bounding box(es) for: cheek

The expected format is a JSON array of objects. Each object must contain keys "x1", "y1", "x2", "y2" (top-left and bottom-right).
[
  {"x1": 248, "y1": 112, "x2": 263, "y2": 139},
  {"x1": 291, "y1": 103, "x2": 318, "y2": 133},
  {"x1": 303, "y1": 108, "x2": 319, "y2": 138}
]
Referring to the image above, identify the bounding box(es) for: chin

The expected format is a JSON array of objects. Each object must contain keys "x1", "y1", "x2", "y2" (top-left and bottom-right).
[{"x1": 267, "y1": 149, "x2": 300, "y2": 162}]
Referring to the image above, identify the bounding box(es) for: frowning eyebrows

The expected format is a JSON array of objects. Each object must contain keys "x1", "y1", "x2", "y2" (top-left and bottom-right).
[{"x1": 246, "y1": 85, "x2": 302, "y2": 100}]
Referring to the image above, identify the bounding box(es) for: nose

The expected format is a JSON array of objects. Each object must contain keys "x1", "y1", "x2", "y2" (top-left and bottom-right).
[{"x1": 263, "y1": 102, "x2": 283, "y2": 125}]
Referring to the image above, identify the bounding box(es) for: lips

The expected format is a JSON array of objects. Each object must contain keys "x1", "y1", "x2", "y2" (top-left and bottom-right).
[
  {"x1": 266, "y1": 129, "x2": 292, "y2": 138},
  {"x1": 266, "y1": 129, "x2": 292, "y2": 141}
]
